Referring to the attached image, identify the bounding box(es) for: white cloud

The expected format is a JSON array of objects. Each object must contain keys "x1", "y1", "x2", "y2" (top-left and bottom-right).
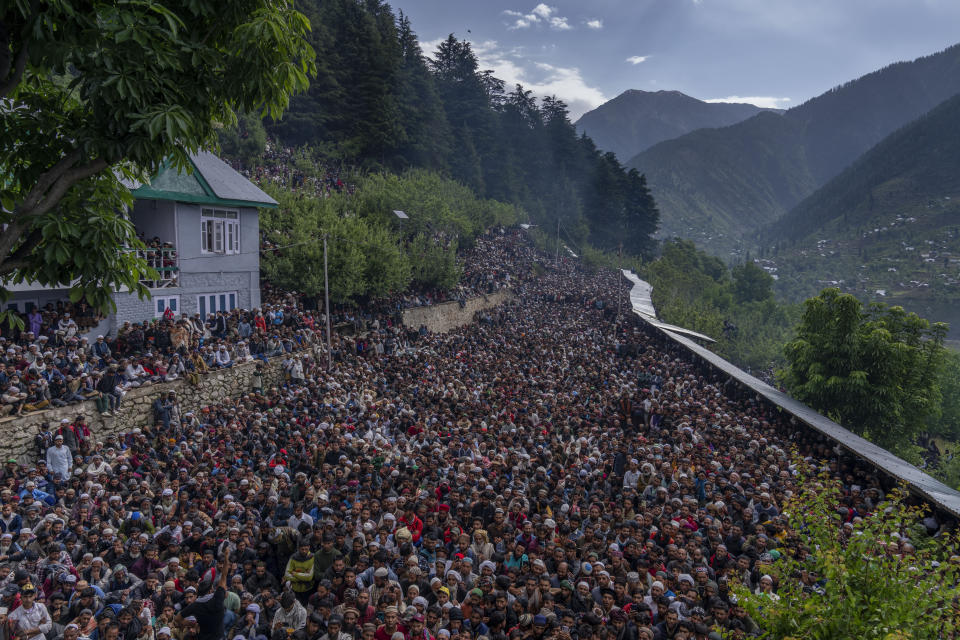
[
  {"x1": 531, "y1": 4, "x2": 554, "y2": 19},
  {"x1": 705, "y1": 95, "x2": 792, "y2": 108},
  {"x1": 470, "y1": 40, "x2": 607, "y2": 119},
  {"x1": 503, "y1": 4, "x2": 573, "y2": 31},
  {"x1": 585, "y1": 19, "x2": 603, "y2": 29},
  {"x1": 509, "y1": 16, "x2": 536, "y2": 29},
  {"x1": 625, "y1": 55, "x2": 649, "y2": 65},
  {"x1": 419, "y1": 36, "x2": 445, "y2": 56}
]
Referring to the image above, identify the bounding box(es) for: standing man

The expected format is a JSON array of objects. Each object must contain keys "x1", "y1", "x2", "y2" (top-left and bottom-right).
[
  {"x1": 45, "y1": 435, "x2": 72, "y2": 483},
  {"x1": 9, "y1": 583, "x2": 52, "y2": 640},
  {"x1": 178, "y1": 546, "x2": 230, "y2": 640}
]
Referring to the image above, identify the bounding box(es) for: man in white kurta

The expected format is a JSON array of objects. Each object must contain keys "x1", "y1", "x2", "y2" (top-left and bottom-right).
[{"x1": 45, "y1": 435, "x2": 72, "y2": 482}]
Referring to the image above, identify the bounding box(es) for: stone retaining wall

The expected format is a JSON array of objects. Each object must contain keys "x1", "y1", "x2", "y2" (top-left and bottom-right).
[
  {"x1": 402, "y1": 290, "x2": 515, "y2": 333},
  {"x1": 0, "y1": 357, "x2": 292, "y2": 463}
]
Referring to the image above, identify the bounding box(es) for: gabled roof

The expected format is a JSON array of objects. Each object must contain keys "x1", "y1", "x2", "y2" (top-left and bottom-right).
[{"x1": 130, "y1": 151, "x2": 278, "y2": 208}]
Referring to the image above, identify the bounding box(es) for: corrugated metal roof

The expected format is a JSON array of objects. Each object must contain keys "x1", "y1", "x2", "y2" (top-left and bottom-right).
[
  {"x1": 622, "y1": 271, "x2": 716, "y2": 343},
  {"x1": 189, "y1": 150, "x2": 278, "y2": 207}
]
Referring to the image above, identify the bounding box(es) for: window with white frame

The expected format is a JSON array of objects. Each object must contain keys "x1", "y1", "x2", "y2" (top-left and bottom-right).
[
  {"x1": 197, "y1": 292, "x2": 237, "y2": 318},
  {"x1": 200, "y1": 208, "x2": 240, "y2": 255},
  {"x1": 154, "y1": 295, "x2": 180, "y2": 318}
]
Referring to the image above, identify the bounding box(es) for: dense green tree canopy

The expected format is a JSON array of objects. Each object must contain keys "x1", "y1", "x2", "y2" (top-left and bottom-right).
[
  {"x1": 780, "y1": 288, "x2": 947, "y2": 449},
  {"x1": 731, "y1": 261, "x2": 775, "y2": 304},
  {"x1": 0, "y1": 0, "x2": 314, "y2": 320},
  {"x1": 263, "y1": 0, "x2": 659, "y2": 258},
  {"x1": 644, "y1": 239, "x2": 799, "y2": 371},
  {"x1": 258, "y1": 170, "x2": 517, "y2": 303}
]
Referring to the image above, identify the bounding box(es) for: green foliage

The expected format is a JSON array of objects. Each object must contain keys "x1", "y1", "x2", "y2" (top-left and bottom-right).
[
  {"x1": 932, "y1": 453, "x2": 960, "y2": 491},
  {"x1": 733, "y1": 469, "x2": 959, "y2": 639},
  {"x1": 929, "y1": 349, "x2": 960, "y2": 441},
  {"x1": 353, "y1": 169, "x2": 519, "y2": 241},
  {"x1": 259, "y1": 187, "x2": 408, "y2": 303},
  {"x1": 217, "y1": 113, "x2": 268, "y2": 168},
  {"x1": 263, "y1": 3, "x2": 659, "y2": 257},
  {"x1": 644, "y1": 239, "x2": 799, "y2": 371},
  {"x1": 259, "y1": 170, "x2": 514, "y2": 302},
  {"x1": 0, "y1": 0, "x2": 315, "y2": 323},
  {"x1": 732, "y1": 261, "x2": 775, "y2": 304},
  {"x1": 407, "y1": 234, "x2": 459, "y2": 290},
  {"x1": 780, "y1": 288, "x2": 947, "y2": 449}
]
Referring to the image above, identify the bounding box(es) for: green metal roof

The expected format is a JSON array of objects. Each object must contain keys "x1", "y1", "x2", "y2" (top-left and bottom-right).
[{"x1": 131, "y1": 152, "x2": 278, "y2": 208}]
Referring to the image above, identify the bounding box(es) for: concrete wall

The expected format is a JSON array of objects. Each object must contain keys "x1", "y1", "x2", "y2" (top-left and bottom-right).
[
  {"x1": 402, "y1": 290, "x2": 515, "y2": 333},
  {"x1": 0, "y1": 354, "x2": 306, "y2": 462},
  {"x1": 175, "y1": 203, "x2": 260, "y2": 277}
]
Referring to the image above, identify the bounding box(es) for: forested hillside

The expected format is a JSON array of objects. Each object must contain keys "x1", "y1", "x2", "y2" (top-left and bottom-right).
[
  {"x1": 627, "y1": 43, "x2": 960, "y2": 257},
  {"x1": 257, "y1": 0, "x2": 659, "y2": 257},
  {"x1": 759, "y1": 94, "x2": 960, "y2": 319},
  {"x1": 574, "y1": 89, "x2": 771, "y2": 162}
]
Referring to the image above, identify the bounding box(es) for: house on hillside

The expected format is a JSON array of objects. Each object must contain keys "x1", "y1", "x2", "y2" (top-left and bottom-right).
[{"x1": 5, "y1": 151, "x2": 277, "y2": 334}]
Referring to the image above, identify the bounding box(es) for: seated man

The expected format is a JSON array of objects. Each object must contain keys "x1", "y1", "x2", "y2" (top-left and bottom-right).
[{"x1": 214, "y1": 345, "x2": 233, "y2": 369}]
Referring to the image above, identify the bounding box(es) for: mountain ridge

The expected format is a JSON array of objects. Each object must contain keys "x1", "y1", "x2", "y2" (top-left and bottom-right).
[
  {"x1": 574, "y1": 89, "x2": 774, "y2": 161},
  {"x1": 627, "y1": 42, "x2": 960, "y2": 257}
]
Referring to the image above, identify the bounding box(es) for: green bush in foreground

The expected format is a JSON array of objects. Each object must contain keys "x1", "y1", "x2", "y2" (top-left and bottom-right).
[{"x1": 733, "y1": 469, "x2": 959, "y2": 639}]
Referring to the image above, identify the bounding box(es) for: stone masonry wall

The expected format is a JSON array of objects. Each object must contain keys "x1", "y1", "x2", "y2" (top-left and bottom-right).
[
  {"x1": 402, "y1": 290, "x2": 515, "y2": 333},
  {"x1": 0, "y1": 356, "x2": 294, "y2": 463}
]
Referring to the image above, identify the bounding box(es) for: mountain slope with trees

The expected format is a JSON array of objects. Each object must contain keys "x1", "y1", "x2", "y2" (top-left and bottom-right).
[
  {"x1": 574, "y1": 89, "x2": 772, "y2": 162},
  {"x1": 757, "y1": 93, "x2": 960, "y2": 326},
  {"x1": 263, "y1": 0, "x2": 660, "y2": 258},
  {"x1": 627, "y1": 43, "x2": 960, "y2": 257}
]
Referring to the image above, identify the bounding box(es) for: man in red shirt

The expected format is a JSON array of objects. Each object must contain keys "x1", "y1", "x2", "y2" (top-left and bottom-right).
[
  {"x1": 374, "y1": 607, "x2": 405, "y2": 640},
  {"x1": 397, "y1": 507, "x2": 422, "y2": 544}
]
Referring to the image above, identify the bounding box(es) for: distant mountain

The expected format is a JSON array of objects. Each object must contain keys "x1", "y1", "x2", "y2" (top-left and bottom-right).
[
  {"x1": 574, "y1": 90, "x2": 771, "y2": 161},
  {"x1": 627, "y1": 43, "x2": 960, "y2": 257},
  {"x1": 759, "y1": 93, "x2": 960, "y2": 333}
]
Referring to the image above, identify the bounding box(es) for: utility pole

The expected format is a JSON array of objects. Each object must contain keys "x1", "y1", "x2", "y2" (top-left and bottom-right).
[
  {"x1": 323, "y1": 234, "x2": 332, "y2": 371},
  {"x1": 616, "y1": 243, "x2": 623, "y2": 325},
  {"x1": 555, "y1": 217, "x2": 560, "y2": 270}
]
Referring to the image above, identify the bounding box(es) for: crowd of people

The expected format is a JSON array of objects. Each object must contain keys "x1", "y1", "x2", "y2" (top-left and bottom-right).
[
  {"x1": 136, "y1": 238, "x2": 179, "y2": 290},
  {"x1": 0, "y1": 228, "x2": 954, "y2": 640},
  {"x1": 398, "y1": 230, "x2": 535, "y2": 310},
  {"x1": 0, "y1": 227, "x2": 535, "y2": 419},
  {"x1": 231, "y1": 142, "x2": 355, "y2": 199},
  {"x1": 0, "y1": 305, "x2": 319, "y2": 418}
]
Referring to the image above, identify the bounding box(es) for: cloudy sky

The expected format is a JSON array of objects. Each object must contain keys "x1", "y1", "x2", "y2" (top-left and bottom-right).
[{"x1": 392, "y1": 0, "x2": 960, "y2": 120}]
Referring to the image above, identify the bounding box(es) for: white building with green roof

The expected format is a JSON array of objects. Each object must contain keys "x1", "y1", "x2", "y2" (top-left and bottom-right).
[{"x1": 7, "y1": 151, "x2": 277, "y2": 331}]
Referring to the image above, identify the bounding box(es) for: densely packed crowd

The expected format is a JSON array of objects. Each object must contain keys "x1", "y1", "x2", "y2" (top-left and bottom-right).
[
  {"x1": 1, "y1": 229, "x2": 953, "y2": 640},
  {"x1": 398, "y1": 231, "x2": 536, "y2": 309},
  {"x1": 231, "y1": 142, "x2": 354, "y2": 199},
  {"x1": 0, "y1": 306, "x2": 318, "y2": 418},
  {"x1": 0, "y1": 229, "x2": 535, "y2": 418}
]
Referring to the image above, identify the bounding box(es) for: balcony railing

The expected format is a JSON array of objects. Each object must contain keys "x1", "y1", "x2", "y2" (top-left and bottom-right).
[{"x1": 131, "y1": 247, "x2": 179, "y2": 289}]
